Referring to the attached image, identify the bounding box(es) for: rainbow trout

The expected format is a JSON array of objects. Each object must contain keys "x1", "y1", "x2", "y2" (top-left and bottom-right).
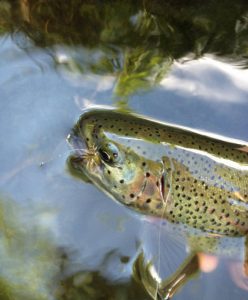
[{"x1": 68, "y1": 108, "x2": 248, "y2": 298}]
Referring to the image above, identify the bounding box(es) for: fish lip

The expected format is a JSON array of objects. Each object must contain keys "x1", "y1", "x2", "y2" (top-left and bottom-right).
[
  {"x1": 66, "y1": 132, "x2": 87, "y2": 156},
  {"x1": 69, "y1": 154, "x2": 85, "y2": 165}
]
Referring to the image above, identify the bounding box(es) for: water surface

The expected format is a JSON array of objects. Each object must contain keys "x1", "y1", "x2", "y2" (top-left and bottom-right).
[{"x1": 0, "y1": 1, "x2": 248, "y2": 299}]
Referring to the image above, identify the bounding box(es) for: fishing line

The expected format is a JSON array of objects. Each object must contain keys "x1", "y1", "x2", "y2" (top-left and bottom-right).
[
  {"x1": 0, "y1": 139, "x2": 84, "y2": 184},
  {"x1": 38, "y1": 131, "x2": 89, "y2": 167},
  {"x1": 39, "y1": 147, "x2": 87, "y2": 166},
  {"x1": 154, "y1": 158, "x2": 174, "y2": 300}
]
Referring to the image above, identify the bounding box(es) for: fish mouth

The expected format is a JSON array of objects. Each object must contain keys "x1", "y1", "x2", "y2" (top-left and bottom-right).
[
  {"x1": 67, "y1": 130, "x2": 100, "y2": 172},
  {"x1": 67, "y1": 132, "x2": 87, "y2": 156},
  {"x1": 68, "y1": 148, "x2": 100, "y2": 183}
]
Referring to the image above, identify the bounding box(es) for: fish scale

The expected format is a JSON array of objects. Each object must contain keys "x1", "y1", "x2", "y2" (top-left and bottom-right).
[
  {"x1": 68, "y1": 108, "x2": 248, "y2": 299},
  {"x1": 71, "y1": 112, "x2": 248, "y2": 235},
  {"x1": 70, "y1": 109, "x2": 248, "y2": 237},
  {"x1": 78, "y1": 111, "x2": 248, "y2": 164},
  {"x1": 106, "y1": 133, "x2": 243, "y2": 192},
  {"x1": 164, "y1": 157, "x2": 248, "y2": 236}
]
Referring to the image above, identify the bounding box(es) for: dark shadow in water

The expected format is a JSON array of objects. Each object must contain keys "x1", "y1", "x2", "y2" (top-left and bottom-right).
[
  {"x1": 0, "y1": 195, "x2": 151, "y2": 300},
  {"x1": 55, "y1": 249, "x2": 152, "y2": 300},
  {"x1": 1, "y1": 0, "x2": 248, "y2": 102}
]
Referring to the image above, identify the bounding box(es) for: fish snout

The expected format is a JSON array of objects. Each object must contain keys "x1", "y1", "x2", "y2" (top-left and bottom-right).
[{"x1": 66, "y1": 132, "x2": 87, "y2": 156}]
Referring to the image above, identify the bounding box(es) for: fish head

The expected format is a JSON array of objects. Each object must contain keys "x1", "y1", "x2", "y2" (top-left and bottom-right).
[
  {"x1": 68, "y1": 111, "x2": 166, "y2": 213},
  {"x1": 69, "y1": 131, "x2": 147, "y2": 205}
]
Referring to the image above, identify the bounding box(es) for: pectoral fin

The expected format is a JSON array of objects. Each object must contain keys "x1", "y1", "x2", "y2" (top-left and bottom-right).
[
  {"x1": 132, "y1": 251, "x2": 161, "y2": 299},
  {"x1": 158, "y1": 253, "x2": 199, "y2": 299},
  {"x1": 132, "y1": 251, "x2": 199, "y2": 300}
]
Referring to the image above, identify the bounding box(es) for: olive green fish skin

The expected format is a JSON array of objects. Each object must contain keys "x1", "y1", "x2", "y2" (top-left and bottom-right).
[{"x1": 70, "y1": 109, "x2": 248, "y2": 238}]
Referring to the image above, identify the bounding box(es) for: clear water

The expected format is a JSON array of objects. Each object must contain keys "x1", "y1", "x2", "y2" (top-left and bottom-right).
[{"x1": 0, "y1": 1, "x2": 248, "y2": 299}]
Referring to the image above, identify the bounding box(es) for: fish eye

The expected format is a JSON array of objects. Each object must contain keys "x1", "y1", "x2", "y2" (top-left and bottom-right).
[
  {"x1": 99, "y1": 148, "x2": 111, "y2": 162},
  {"x1": 98, "y1": 143, "x2": 120, "y2": 164}
]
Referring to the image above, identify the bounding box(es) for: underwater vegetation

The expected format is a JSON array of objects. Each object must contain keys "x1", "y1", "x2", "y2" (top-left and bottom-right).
[{"x1": 0, "y1": 0, "x2": 248, "y2": 100}]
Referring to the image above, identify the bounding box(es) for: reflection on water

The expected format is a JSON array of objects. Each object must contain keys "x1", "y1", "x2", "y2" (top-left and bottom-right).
[
  {"x1": 0, "y1": 0, "x2": 248, "y2": 299},
  {"x1": 56, "y1": 251, "x2": 151, "y2": 300},
  {"x1": 0, "y1": 196, "x2": 150, "y2": 299},
  {"x1": 0, "y1": 196, "x2": 58, "y2": 299},
  {"x1": 4, "y1": 0, "x2": 248, "y2": 103}
]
